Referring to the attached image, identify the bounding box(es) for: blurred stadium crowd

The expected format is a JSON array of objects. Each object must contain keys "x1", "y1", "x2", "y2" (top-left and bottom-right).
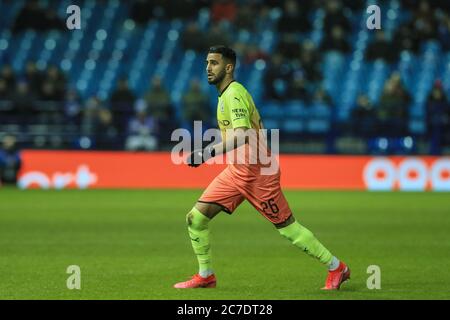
[{"x1": 1, "y1": 0, "x2": 450, "y2": 159}]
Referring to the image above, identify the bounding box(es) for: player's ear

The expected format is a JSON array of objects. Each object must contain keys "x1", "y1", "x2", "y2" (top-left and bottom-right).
[{"x1": 226, "y1": 63, "x2": 234, "y2": 74}]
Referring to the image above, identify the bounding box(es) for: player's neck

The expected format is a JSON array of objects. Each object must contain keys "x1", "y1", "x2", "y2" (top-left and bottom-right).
[{"x1": 217, "y1": 78, "x2": 235, "y2": 96}]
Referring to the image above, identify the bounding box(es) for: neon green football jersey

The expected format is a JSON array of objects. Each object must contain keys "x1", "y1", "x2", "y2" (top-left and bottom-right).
[{"x1": 216, "y1": 81, "x2": 263, "y2": 142}]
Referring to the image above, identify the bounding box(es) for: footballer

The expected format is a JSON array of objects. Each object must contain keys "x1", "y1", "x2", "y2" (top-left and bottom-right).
[{"x1": 174, "y1": 46, "x2": 350, "y2": 290}]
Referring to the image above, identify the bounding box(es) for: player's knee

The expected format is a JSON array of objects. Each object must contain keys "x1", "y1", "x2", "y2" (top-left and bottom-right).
[
  {"x1": 186, "y1": 208, "x2": 209, "y2": 230},
  {"x1": 186, "y1": 212, "x2": 194, "y2": 226}
]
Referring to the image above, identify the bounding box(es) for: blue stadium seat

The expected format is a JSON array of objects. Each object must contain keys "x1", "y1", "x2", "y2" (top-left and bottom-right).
[
  {"x1": 0, "y1": 1, "x2": 448, "y2": 152},
  {"x1": 284, "y1": 100, "x2": 308, "y2": 117},
  {"x1": 259, "y1": 102, "x2": 283, "y2": 120},
  {"x1": 306, "y1": 119, "x2": 330, "y2": 134},
  {"x1": 262, "y1": 119, "x2": 280, "y2": 130},
  {"x1": 282, "y1": 119, "x2": 304, "y2": 134}
]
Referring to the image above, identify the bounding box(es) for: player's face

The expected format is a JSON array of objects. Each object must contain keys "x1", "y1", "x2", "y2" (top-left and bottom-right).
[{"x1": 206, "y1": 53, "x2": 227, "y2": 85}]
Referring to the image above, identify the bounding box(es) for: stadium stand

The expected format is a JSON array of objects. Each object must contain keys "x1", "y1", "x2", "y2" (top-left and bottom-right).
[{"x1": 0, "y1": 0, "x2": 449, "y2": 154}]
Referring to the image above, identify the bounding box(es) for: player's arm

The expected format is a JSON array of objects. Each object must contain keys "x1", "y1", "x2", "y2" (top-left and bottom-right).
[
  {"x1": 209, "y1": 126, "x2": 249, "y2": 156},
  {"x1": 187, "y1": 92, "x2": 252, "y2": 167},
  {"x1": 186, "y1": 127, "x2": 250, "y2": 167}
]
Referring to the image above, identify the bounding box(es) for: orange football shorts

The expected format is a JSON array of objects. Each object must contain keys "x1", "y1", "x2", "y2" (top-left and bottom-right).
[{"x1": 198, "y1": 165, "x2": 293, "y2": 225}]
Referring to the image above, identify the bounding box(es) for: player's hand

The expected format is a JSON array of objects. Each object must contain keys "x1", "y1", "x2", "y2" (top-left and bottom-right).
[{"x1": 186, "y1": 147, "x2": 215, "y2": 167}]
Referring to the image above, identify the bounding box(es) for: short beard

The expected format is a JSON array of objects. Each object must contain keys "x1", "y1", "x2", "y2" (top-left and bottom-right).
[{"x1": 208, "y1": 70, "x2": 226, "y2": 85}]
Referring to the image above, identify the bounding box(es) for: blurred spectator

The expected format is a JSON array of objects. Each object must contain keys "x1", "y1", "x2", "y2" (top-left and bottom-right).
[
  {"x1": 96, "y1": 108, "x2": 119, "y2": 150},
  {"x1": 10, "y1": 80, "x2": 38, "y2": 122},
  {"x1": 437, "y1": 14, "x2": 450, "y2": 51},
  {"x1": 0, "y1": 78, "x2": 10, "y2": 101},
  {"x1": 414, "y1": 0, "x2": 435, "y2": 23},
  {"x1": 0, "y1": 79, "x2": 13, "y2": 118},
  {"x1": 130, "y1": 0, "x2": 161, "y2": 24},
  {"x1": 277, "y1": 33, "x2": 302, "y2": 60},
  {"x1": 81, "y1": 96, "x2": 103, "y2": 138},
  {"x1": 37, "y1": 80, "x2": 65, "y2": 125},
  {"x1": 312, "y1": 86, "x2": 333, "y2": 105},
  {"x1": 125, "y1": 109, "x2": 158, "y2": 151},
  {"x1": 446, "y1": 103, "x2": 450, "y2": 150},
  {"x1": 13, "y1": 1, "x2": 64, "y2": 33},
  {"x1": 426, "y1": 80, "x2": 450, "y2": 154},
  {"x1": 211, "y1": 0, "x2": 237, "y2": 24},
  {"x1": 233, "y1": 42, "x2": 268, "y2": 66},
  {"x1": 0, "y1": 135, "x2": 22, "y2": 185},
  {"x1": 434, "y1": 1, "x2": 450, "y2": 11},
  {"x1": 182, "y1": 79, "x2": 212, "y2": 128},
  {"x1": 24, "y1": 61, "x2": 45, "y2": 97},
  {"x1": 376, "y1": 74, "x2": 411, "y2": 137},
  {"x1": 412, "y1": 1, "x2": 438, "y2": 43},
  {"x1": 277, "y1": 0, "x2": 311, "y2": 34},
  {"x1": 393, "y1": 22, "x2": 421, "y2": 53},
  {"x1": 110, "y1": 78, "x2": 136, "y2": 130},
  {"x1": 111, "y1": 78, "x2": 135, "y2": 105},
  {"x1": 366, "y1": 30, "x2": 398, "y2": 63},
  {"x1": 264, "y1": 0, "x2": 282, "y2": 8},
  {"x1": 43, "y1": 10, "x2": 65, "y2": 31},
  {"x1": 40, "y1": 81, "x2": 64, "y2": 101},
  {"x1": 167, "y1": 0, "x2": 207, "y2": 20},
  {"x1": 232, "y1": 41, "x2": 246, "y2": 60},
  {"x1": 289, "y1": 71, "x2": 309, "y2": 101},
  {"x1": 320, "y1": 25, "x2": 351, "y2": 53},
  {"x1": 234, "y1": 3, "x2": 257, "y2": 31},
  {"x1": 264, "y1": 53, "x2": 294, "y2": 101},
  {"x1": 1, "y1": 65, "x2": 16, "y2": 91},
  {"x1": 182, "y1": 22, "x2": 207, "y2": 52},
  {"x1": 64, "y1": 89, "x2": 83, "y2": 126},
  {"x1": 243, "y1": 44, "x2": 268, "y2": 65},
  {"x1": 390, "y1": 72, "x2": 411, "y2": 104},
  {"x1": 341, "y1": 0, "x2": 365, "y2": 11},
  {"x1": 299, "y1": 40, "x2": 322, "y2": 83},
  {"x1": 12, "y1": 0, "x2": 44, "y2": 33},
  {"x1": 254, "y1": 4, "x2": 272, "y2": 31},
  {"x1": 205, "y1": 24, "x2": 232, "y2": 48},
  {"x1": 351, "y1": 95, "x2": 376, "y2": 138},
  {"x1": 41, "y1": 65, "x2": 67, "y2": 99},
  {"x1": 37, "y1": 67, "x2": 66, "y2": 124},
  {"x1": 80, "y1": 96, "x2": 118, "y2": 149},
  {"x1": 323, "y1": 0, "x2": 351, "y2": 33},
  {"x1": 144, "y1": 77, "x2": 173, "y2": 126}
]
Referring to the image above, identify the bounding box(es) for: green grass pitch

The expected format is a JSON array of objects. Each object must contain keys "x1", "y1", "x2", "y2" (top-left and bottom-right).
[{"x1": 0, "y1": 187, "x2": 449, "y2": 300}]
